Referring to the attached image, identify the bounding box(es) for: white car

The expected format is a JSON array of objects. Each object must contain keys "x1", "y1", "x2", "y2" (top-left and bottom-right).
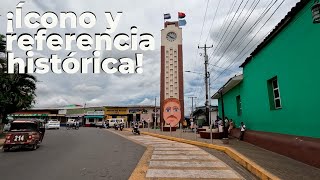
[
  {"x1": 108, "y1": 118, "x2": 125, "y2": 127},
  {"x1": 46, "y1": 119, "x2": 60, "y2": 129}
]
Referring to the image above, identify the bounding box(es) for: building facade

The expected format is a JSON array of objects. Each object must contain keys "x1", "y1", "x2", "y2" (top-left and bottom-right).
[{"x1": 212, "y1": 0, "x2": 320, "y2": 168}]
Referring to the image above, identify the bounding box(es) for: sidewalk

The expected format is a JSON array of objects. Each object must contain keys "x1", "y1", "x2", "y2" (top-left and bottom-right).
[{"x1": 141, "y1": 128, "x2": 320, "y2": 180}]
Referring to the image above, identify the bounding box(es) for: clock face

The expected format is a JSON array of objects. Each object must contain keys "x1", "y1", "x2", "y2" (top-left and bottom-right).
[{"x1": 166, "y1": 32, "x2": 177, "y2": 42}]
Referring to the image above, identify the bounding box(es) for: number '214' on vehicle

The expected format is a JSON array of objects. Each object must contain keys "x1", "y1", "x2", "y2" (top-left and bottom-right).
[{"x1": 2, "y1": 119, "x2": 45, "y2": 152}]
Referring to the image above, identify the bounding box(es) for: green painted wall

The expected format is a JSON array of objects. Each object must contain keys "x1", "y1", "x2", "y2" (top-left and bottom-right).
[
  {"x1": 218, "y1": 83, "x2": 243, "y2": 128},
  {"x1": 221, "y1": 1, "x2": 320, "y2": 138}
]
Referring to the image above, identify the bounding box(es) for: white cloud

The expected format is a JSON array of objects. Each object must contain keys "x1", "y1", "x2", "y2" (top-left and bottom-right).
[{"x1": 0, "y1": 0, "x2": 301, "y2": 114}]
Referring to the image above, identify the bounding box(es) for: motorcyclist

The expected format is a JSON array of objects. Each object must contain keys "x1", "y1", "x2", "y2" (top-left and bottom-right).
[
  {"x1": 74, "y1": 120, "x2": 79, "y2": 129},
  {"x1": 132, "y1": 121, "x2": 140, "y2": 134}
]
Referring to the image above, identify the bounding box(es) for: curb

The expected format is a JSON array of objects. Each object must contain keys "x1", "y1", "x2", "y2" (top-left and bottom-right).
[{"x1": 127, "y1": 129, "x2": 280, "y2": 180}]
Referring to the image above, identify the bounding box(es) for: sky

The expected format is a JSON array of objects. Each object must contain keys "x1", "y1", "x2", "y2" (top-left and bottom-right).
[{"x1": 0, "y1": 0, "x2": 300, "y2": 115}]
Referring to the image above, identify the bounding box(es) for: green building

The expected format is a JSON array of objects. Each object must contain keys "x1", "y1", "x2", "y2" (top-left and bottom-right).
[{"x1": 212, "y1": 0, "x2": 320, "y2": 168}]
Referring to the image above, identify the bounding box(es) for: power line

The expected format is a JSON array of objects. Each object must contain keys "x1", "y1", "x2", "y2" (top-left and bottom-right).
[
  {"x1": 209, "y1": 0, "x2": 286, "y2": 85},
  {"x1": 216, "y1": 0, "x2": 278, "y2": 69},
  {"x1": 209, "y1": 0, "x2": 252, "y2": 62},
  {"x1": 210, "y1": 0, "x2": 260, "y2": 64},
  {"x1": 204, "y1": 0, "x2": 222, "y2": 44},
  {"x1": 210, "y1": 0, "x2": 262, "y2": 68},
  {"x1": 194, "y1": 0, "x2": 237, "y2": 100},
  {"x1": 206, "y1": 0, "x2": 243, "y2": 62},
  {"x1": 198, "y1": 0, "x2": 211, "y2": 44}
]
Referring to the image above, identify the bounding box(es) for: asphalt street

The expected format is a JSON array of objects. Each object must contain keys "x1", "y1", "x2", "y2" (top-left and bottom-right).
[{"x1": 0, "y1": 127, "x2": 146, "y2": 180}]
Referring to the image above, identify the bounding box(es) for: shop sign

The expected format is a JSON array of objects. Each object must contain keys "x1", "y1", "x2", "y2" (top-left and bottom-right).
[
  {"x1": 11, "y1": 114, "x2": 48, "y2": 117},
  {"x1": 129, "y1": 108, "x2": 148, "y2": 114},
  {"x1": 105, "y1": 108, "x2": 128, "y2": 115},
  {"x1": 86, "y1": 111, "x2": 104, "y2": 116}
]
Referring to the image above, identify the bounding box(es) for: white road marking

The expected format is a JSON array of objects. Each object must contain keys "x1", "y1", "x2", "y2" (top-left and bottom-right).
[
  {"x1": 153, "y1": 150, "x2": 208, "y2": 155},
  {"x1": 154, "y1": 147, "x2": 201, "y2": 151},
  {"x1": 146, "y1": 169, "x2": 240, "y2": 179},
  {"x1": 151, "y1": 154, "x2": 217, "y2": 160},
  {"x1": 149, "y1": 161, "x2": 226, "y2": 168}
]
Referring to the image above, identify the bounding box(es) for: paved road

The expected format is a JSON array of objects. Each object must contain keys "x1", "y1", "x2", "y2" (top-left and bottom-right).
[{"x1": 0, "y1": 128, "x2": 145, "y2": 180}]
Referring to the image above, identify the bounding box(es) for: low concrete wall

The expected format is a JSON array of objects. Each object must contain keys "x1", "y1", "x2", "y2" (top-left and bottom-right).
[{"x1": 230, "y1": 128, "x2": 320, "y2": 168}]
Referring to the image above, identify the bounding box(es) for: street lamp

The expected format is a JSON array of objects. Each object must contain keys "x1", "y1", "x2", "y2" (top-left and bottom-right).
[{"x1": 312, "y1": 0, "x2": 320, "y2": 23}]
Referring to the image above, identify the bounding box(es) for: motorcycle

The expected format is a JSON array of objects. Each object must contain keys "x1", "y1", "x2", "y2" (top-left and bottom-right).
[
  {"x1": 132, "y1": 124, "x2": 140, "y2": 135},
  {"x1": 114, "y1": 123, "x2": 119, "y2": 130},
  {"x1": 66, "y1": 123, "x2": 79, "y2": 130},
  {"x1": 119, "y1": 123, "x2": 124, "y2": 131}
]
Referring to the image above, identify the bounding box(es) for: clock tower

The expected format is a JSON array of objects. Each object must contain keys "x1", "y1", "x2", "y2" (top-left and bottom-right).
[{"x1": 160, "y1": 21, "x2": 184, "y2": 129}]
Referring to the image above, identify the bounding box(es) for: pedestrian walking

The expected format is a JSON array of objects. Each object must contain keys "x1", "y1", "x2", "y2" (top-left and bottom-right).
[
  {"x1": 218, "y1": 118, "x2": 224, "y2": 132},
  {"x1": 239, "y1": 122, "x2": 246, "y2": 141},
  {"x1": 224, "y1": 117, "x2": 229, "y2": 134},
  {"x1": 182, "y1": 119, "x2": 187, "y2": 132},
  {"x1": 228, "y1": 119, "x2": 234, "y2": 134}
]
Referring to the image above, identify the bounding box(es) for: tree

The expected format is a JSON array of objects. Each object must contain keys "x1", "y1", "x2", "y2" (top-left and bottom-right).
[{"x1": 0, "y1": 34, "x2": 37, "y2": 124}]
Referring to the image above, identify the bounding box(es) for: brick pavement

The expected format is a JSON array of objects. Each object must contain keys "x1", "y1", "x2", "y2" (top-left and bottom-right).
[{"x1": 141, "y1": 128, "x2": 320, "y2": 180}]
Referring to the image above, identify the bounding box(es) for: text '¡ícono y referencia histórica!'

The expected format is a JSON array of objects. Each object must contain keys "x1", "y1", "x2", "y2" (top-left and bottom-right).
[{"x1": 5, "y1": 1, "x2": 155, "y2": 74}]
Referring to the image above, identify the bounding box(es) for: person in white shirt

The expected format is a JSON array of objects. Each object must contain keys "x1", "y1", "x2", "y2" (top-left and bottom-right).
[{"x1": 239, "y1": 122, "x2": 246, "y2": 140}]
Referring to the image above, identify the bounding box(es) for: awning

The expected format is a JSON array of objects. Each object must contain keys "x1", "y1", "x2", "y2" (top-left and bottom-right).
[
  {"x1": 212, "y1": 74, "x2": 243, "y2": 99},
  {"x1": 11, "y1": 114, "x2": 48, "y2": 117},
  {"x1": 84, "y1": 115, "x2": 104, "y2": 118}
]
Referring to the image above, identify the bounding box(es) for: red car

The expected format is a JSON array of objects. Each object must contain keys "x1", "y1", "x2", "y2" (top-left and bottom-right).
[{"x1": 3, "y1": 119, "x2": 45, "y2": 152}]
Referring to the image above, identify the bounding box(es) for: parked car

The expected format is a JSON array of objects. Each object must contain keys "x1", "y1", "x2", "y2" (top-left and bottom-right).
[
  {"x1": 95, "y1": 120, "x2": 104, "y2": 127},
  {"x1": 46, "y1": 119, "x2": 60, "y2": 129},
  {"x1": 66, "y1": 119, "x2": 76, "y2": 126},
  {"x1": 108, "y1": 118, "x2": 125, "y2": 127},
  {"x1": 3, "y1": 119, "x2": 44, "y2": 152}
]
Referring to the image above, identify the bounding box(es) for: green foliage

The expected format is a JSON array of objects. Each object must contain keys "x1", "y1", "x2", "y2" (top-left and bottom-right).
[{"x1": 0, "y1": 34, "x2": 37, "y2": 123}]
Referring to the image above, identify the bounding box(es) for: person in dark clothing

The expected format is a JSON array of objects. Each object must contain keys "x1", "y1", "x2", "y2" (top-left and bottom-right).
[
  {"x1": 39, "y1": 122, "x2": 45, "y2": 142},
  {"x1": 239, "y1": 122, "x2": 246, "y2": 141}
]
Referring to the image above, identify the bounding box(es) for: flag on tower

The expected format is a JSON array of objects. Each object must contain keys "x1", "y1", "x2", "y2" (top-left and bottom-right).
[
  {"x1": 178, "y1": 12, "x2": 186, "y2": 19},
  {"x1": 164, "y1": 13, "x2": 171, "y2": 20},
  {"x1": 178, "y1": 19, "x2": 187, "y2": 26}
]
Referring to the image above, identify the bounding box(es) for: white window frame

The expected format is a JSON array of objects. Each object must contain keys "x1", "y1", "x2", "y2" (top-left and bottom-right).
[{"x1": 272, "y1": 78, "x2": 282, "y2": 109}]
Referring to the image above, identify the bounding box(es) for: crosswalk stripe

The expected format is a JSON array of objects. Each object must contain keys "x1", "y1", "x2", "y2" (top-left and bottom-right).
[
  {"x1": 154, "y1": 147, "x2": 201, "y2": 151},
  {"x1": 151, "y1": 154, "x2": 217, "y2": 160},
  {"x1": 146, "y1": 169, "x2": 241, "y2": 179},
  {"x1": 153, "y1": 150, "x2": 208, "y2": 155},
  {"x1": 149, "y1": 161, "x2": 226, "y2": 168}
]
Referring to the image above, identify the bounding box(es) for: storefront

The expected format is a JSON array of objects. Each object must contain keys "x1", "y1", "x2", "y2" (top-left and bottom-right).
[
  {"x1": 84, "y1": 111, "x2": 104, "y2": 127},
  {"x1": 104, "y1": 107, "x2": 128, "y2": 121}
]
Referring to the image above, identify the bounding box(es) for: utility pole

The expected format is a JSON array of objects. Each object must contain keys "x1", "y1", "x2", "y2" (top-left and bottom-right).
[
  {"x1": 198, "y1": 44, "x2": 213, "y2": 125},
  {"x1": 189, "y1": 96, "x2": 197, "y2": 139},
  {"x1": 188, "y1": 97, "x2": 197, "y2": 119},
  {"x1": 154, "y1": 97, "x2": 157, "y2": 130}
]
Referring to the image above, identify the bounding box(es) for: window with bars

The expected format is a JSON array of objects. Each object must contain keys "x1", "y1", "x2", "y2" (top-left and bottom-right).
[{"x1": 268, "y1": 76, "x2": 282, "y2": 110}]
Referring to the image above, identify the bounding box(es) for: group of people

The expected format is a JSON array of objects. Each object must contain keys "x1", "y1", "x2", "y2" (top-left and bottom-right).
[{"x1": 214, "y1": 116, "x2": 246, "y2": 140}]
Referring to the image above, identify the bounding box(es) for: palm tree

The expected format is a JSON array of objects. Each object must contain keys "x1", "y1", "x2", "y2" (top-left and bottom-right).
[{"x1": 0, "y1": 34, "x2": 37, "y2": 124}]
